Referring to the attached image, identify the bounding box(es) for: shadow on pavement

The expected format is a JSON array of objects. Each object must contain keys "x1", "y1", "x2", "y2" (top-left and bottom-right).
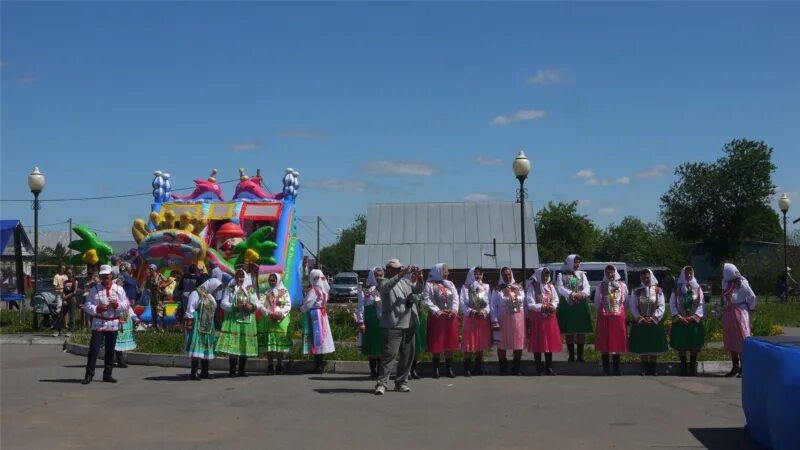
[
  {"x1": 308, "y1": 376, "x2": 374, "y2": 382},
  {"x1": 689, "y1": 427, "x2": 765, "y2": 450},
  {"x1": 39, "y1": 378, "x2": 84, "y2": 384},
  {"x1": 313, "y1": 388, "x2": 375, "y2": 395},
  {"x1": 62, "y1": 364, "x2": 86, "y2": 368},
  {"x1": 143, "y1": 375, "x2": 193, "y2": 382}
]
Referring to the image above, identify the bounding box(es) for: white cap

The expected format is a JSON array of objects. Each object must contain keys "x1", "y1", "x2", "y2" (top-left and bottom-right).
[
  {"x1": 386, "y1": 259, "x2": 402, "y2": 269},
  {"x1": 99, "y1": 265, "x2": 113, "y2": 275}
]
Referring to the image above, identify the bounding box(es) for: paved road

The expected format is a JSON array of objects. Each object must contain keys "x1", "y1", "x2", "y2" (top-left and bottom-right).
[{"x1": 1, "y1": 345, "x2": 761, "y2": 450}]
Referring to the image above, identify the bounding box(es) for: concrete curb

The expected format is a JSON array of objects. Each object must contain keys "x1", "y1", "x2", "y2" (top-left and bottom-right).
[
  {"x1": 63, "y1": 341, "x2": 733, "y2": 376},
  {"x1": 1, "y1": 335, "x2": 67, "y2": 345}
]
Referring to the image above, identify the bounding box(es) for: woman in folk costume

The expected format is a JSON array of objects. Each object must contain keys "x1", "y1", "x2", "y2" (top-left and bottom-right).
[
  {"x1": 257, "y1": 273, "x2": 293, "y2": 375},
  {"x1": 216, "y1": 268, "x2": 260, "y2": 377},
  {"x1": 491, "y1": 267, "x2": 526, "y2": 376},
  {"x1": 356, "y1": 267, "x2": 384, "y2": 378},
  {"x1": 594, "y1": 265, "x2": 628, "y2": 376},
  {"x1": 113, "y1": 282, "x2": 140, "y2": 369},
  {"x1": 526, "y1": 267, "x2": 561, "y2": 376},
  {"x1": 669, "y1": 266, "x2": 705, "y2": 377},
  {"x1": 720, "y1": 263, "x2": 756, "y2": 378},
  {"x1": 423, "y1": 263, "x2": 460, "y2": 379},
  {"x1": 556, "y1": 254, "x2": 592, "y2": 362},
  {"x1": 460, "y1": 266, "x2": 491, "y2": 377},
  {"x1": 185, "y1": 278, "x2": 222, "y2": 380},
  {"x1": 301, "y1": 269, "x2": 335, "y2": 374},
  {"x1": 628, "y1": 269, "x2": 668, "y2": 376},
  {"x1": 409, "y1": 270, "x2": 426, "y2": 380}
]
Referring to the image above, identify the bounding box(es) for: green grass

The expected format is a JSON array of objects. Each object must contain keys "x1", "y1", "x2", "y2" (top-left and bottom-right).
[{"x1": 752, "y1": 301, "x2": 800, "y2": 327}]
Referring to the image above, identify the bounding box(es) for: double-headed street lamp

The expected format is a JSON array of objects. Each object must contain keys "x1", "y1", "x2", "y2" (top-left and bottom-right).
[
  {"x1": 779, "y1": 193, "x2": 791, "y2": 301},
  {"x1": 512, "y1": 151, "x2": 531, "y2": 283},
  {"x1": 28, "y1": 167, "x2": 46, "y2": 328}
]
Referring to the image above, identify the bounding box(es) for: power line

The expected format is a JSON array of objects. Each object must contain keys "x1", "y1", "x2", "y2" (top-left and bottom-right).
[{"x1": 0, "y1": 178, "x2": 240, "y2": 203}]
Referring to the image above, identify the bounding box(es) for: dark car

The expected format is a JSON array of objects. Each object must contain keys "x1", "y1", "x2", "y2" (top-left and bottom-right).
[{"x1": 329, "y1": 272, "x2": 360, "y2": 303}]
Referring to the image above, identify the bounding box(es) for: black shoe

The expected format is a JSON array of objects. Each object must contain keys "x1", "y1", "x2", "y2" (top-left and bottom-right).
[
  {"x1": 612, "y1": 355, "x2": 621, "y2": 376},
  {"x1": 200, "y1": 371, "x2": 214, "y2": 380},
  {"x1": 473, "y1": 359, "x2": 484, "y2": 376},
  {"x1": 200, "y1": 360, "x2": 213, "y2": 379},
  {"x1": 545, "y1": 363, "x2": 556, "y2": 376},
  {"x1": 268, "y1": 365, "x2": 275, "y2": 376},
  {"x1": 640, "y1": 361, "x2": 648, "y2": 376},
  {"x1": 102, "y1": 376, "x2": 117, "y2": 383},
  {"x1": 601, "y1": 355, "x2": 611, "y2": 376},
  {"x1": 689, "y1": 356, "x2": 697, "y2": 377},
  {"x1": 724, "y1": 364, "x2": 741, "y2": 378},
  {"x1": 81, "y1": 375, "x2": 93, "y2": 385},
  {"x1": 463, "y1": 359, "x2": 472, "y2": 377},
  {"x1": 567, "y1": 343, "x2": 575, "y2": 362},
  {"x1": 432, "y1": 358, "x2": 441, "y2": 379},
  {"x1": 445, "y1": 359, "x2": 456, "y2": 378},
  {"x1": 410, "y1": 359, "x2": 420, "y2": 379},
  {"x1": 511, "y1": 358, "x2": 522, "y2": 376},
  {"x1": 190, "y1": 372, "x2": 201, "y2": 381},
  {"x1": 191, "y1": 360, "x2": 200, "y2": 380},
  {"x1": 238, "y1": 357, "x2": 248, "y2": 377},
  {"x1": 368, "y1": 359, "x2": 378, "y2": 379},
  {"x1": 499, "y1": 359, "x2": 509, "y2": 376},
  {"x1": 650, "y1": 361, "x2": 658, "y2": 376},
  {"x1": 576, "y1": 344, "x2": 586, "y2": 363},
  {"x1": 535, "y1": 361, "x2": 544, "y2": 376},
  {"x1": 229, "y1": 358, "x2": 237, "y2": 377},
  {"x1": 275, "y1": 364, "x2": 283, "y2": 375}
]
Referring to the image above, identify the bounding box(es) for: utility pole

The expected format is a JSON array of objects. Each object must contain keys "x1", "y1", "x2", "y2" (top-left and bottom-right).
[{"x1": 316, "y1": 216, "x2": 321, "y2": 269}]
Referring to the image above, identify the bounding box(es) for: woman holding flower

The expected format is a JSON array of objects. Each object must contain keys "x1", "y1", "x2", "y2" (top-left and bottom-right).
[
  {"x1": 669, "y1": 266, "x2": 705, "y2": 376},
  {"x1": 258, "y1": 272, "x2": 293, "y2": 375},
  {"x1": 491, "y1": 267, "x2": 526, "y2": 376},
  {"x1": 460, "y1": 266, "x2": 491, "y2": 377},
  {"x1": 594, "y1": 265, "x2": 628, "y2": 376},
  {"x1": 720, "y1": 263, "x2": 756, "y2": 378},
  {"x1": 628, "y1": 269, "x2": 668, "y2": 376},
  {"x1": 216, "y1": 268, "x2": 261, "y2": 377},
  {"x1": 423, "y1": 263, "x2": 460, "y2": 378},
  {"x1": 526, "y1": 267, "x2": 561, "y2": 376}
]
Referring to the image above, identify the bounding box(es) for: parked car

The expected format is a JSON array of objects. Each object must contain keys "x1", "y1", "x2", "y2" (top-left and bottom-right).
[
  {"x1": 329, "y1": 272, "x2": 360, "y2": 303},
  {"x1": 545, "y1": 262, "x2": 628, "y2": 298}
]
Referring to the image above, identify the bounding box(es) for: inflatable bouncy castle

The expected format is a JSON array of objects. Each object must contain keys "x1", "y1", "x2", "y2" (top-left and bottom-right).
[{"x1": 129, "y1": 167, "x2": 304, "y2": 324}]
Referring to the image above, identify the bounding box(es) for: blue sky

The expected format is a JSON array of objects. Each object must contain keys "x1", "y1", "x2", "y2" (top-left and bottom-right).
[{"x1": 2, "y1": 2, "x2": 799, "y2": 250}]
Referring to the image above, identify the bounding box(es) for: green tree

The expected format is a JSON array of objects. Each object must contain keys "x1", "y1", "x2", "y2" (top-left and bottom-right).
[
  {"x1": 535, "y1": 201, "x2": 601, "y2": 263},
  {"x1": 318, "y1": 215, "x2": 367, "y2": 274},
  {"x1": 597, "y1": 216, "x2": 687, "y2": 270},
  {"x1": 660, "y1": 139, "x2": 781, "y2": 265}
]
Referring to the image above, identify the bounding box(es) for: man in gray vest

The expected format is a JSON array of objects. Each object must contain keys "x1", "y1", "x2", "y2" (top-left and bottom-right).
[{"x1": 374, "y1": 259, "x2": 423, "y2": 395}]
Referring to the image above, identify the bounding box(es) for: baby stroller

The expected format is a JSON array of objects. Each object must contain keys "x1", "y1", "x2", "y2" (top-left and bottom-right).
[{"x1": 31, "y1": 291, "x2": 60, "y2": 330}]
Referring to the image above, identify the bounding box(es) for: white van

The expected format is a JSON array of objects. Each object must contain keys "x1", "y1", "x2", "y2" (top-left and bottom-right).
[{"x1": 544, "y1": 262, "x2": 628, "y2": 298}]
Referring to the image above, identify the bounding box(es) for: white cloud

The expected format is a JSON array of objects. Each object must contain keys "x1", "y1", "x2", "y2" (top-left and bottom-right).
[
  {"x1": 598, "y1": 208, "x2": 617, "y2": 215},
  {"x1": 464, "y1": 193, "x2": 496, "y2": 202},
  {"x1": 307, "y1": 178, "x2": 368, "y2": 193},
  {"x1": 526, "y1": 68, "x2": 565, "y2": 86},
  {"x1": 360, "y1": 161, "x2": 437, "y2": 176},
  {"x1": 230, "y1": 142, "x2": 261, "y2": 152},
  {"x1": 585, "y1": 178, "x2": 599, "y2": 186},
  {"x1": 602, "y1": 176, "x2": 630, "y2": 186},
  {"x1": 491, "y1": 109, "x2": 546, "y2": 126},
  {"x1": 635, "y1": 165, "x2": 669, "y2": 179},
  {"x1": 575, "y1": 169, "x2": 595, "y2": 179},
  {"x1": 583, "y1": 175, "x2": 629, "y2": 186},
  {"x1": 476, "y1": 156, "x2": 503, "y2": 166},
  {"x1": 277, "y1": 130, "x2": 325, "y2": 139},
  {"x1": 577, "y1": 199, "x2": 592, "y2": 206}
]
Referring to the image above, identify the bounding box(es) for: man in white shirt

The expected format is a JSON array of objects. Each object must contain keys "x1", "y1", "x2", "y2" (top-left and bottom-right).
[{"x1": 82, "y1": 265, "x2": 128, "y2": 385}]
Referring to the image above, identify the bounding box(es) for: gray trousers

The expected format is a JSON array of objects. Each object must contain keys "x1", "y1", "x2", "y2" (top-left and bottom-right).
[{"x1": 377, "y1": 327, "x2": 416, "y2": 388}]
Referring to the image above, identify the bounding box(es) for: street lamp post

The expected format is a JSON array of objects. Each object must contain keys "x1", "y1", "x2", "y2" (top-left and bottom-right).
[
  {"x1": 28, "y1": 167, "x2": 46, "y2": 328},
  {"x1": 512, "y1": 151, "x2": 531, "y2": 284},
  {"x1": 779, "y1": 193, "x2": 791, "y2": 301}
]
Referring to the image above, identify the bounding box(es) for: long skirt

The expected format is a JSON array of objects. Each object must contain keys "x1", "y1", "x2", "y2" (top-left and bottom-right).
[
  {"x1": 595, "y1": 313, "x2": 628, "y2": 353},
  {"x1": 722, "y1": 306, "x2": 751, "y2": 353},
  {"x1": 186, "y1": 318, "x2": 217, "y2": 360},
  {"x1": 360, "y1": 304, "x2": 383, "y2": 357},
  {"x1": 415, "y1": 310, "x2": 428, "y2": 354},
  {"x1": 115, "y1": 316, "x2": 137, "y2": 352},
  {"x1": 215, "y1": 314, "x2": 259, "y2": 357},
  {"x1": 426, "y1": 313, "x2": 459, "y2": 353},
  {"x1": 498, "y1": 311, "x2": 526, "y2": 351},
  {"x1": 628, "y1": 321, "x2": 668, "y2": 354},
  {"x1": 670, "y1": 320, "x2": 705, "y2": 350},
  {"x1": 557, "y1": 299, "x2": 593, "y2": 334},
  {"x1": 303, "y1": 308, "x2": 335, "y2": 355},
  {"x1": 528, "y1": 312, "x2": 562, "y2": 353},
  {"x1": 461, "y1": 314, "x2": 491, "y2": 352},
  {"x1": 257, "y1": 314, "x2": 293, "y2": 354}
]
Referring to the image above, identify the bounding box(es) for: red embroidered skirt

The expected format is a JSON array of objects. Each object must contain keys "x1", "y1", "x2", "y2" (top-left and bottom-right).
[
  {"x1": 461, "y1": 314, "x2": 491, "y2": 352},
  {"x1": 595, "y1": 312, "x2": 628, "y2": 353},
  {"x1": 498, "y1": 311, "x2": 526, "y2": 351},
  {"x1": 427, "y1": 313, "x2": 460, "y2": 353},
  {"x1": 528, "y1": 312, "x2": 562, "y2": 353},
  {"x1": 722, "y1": 307, "x2": 751, "y2": 353}
]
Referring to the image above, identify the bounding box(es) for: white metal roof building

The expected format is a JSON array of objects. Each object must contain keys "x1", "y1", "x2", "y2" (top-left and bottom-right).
[{"x1": 353, "y1": 202, "x2": 539, "y2": 273}]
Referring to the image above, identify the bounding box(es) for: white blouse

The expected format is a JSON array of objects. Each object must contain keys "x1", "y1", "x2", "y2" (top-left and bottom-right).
[{"x1": 423, "y1": 281, "x2": 460, "y2": 315}]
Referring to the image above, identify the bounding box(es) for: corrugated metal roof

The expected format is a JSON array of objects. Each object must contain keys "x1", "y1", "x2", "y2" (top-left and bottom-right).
[{"x1": 354, "y1": 202, "x2": 539, "y2": 271}]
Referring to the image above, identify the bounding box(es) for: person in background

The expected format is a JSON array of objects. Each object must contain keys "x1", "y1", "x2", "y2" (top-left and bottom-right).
[
  {"x1": 55, "y1": 269, "x2": 78, "y2": 337},
  {"x1": 669, "y1": 266, "x2": 705, "y2": 377},
  {"x1": 1, "y1": 269, "x2": 20, "y2": 310},
  {"x1": 374, "y1": 260, "x2": 423, "y2": 395},
  {"x1": 628, "y1": 269, "x2": 668, "y2": 376},
  {"x1": 491, "y1": 266, "x2": 526, "y2": 376},
  {"x1": 356, "y1": 267, "x2": 385, "y2": 378},
  {"x1": 119, "y1": 263, "x2": 139, "y2": 305},
  {"x1": 113, "y1": 279, "x2": 140, "y2": 369},
  {"x1": 216, "y1": 268, "x2": 260, "y2": 377},
  {"x1": 171, "y1": 270, "x2": 186, "y2": 326},
  {"x1": 82, "y1": 267, "x2": 100, "y2": 328},
  {"x1": 526, "y1": 267, "x2": 562, "y2": 376},
  {"x1": 144, "y1": 264, "x2": 168, "y2": 332},
  {"x1": 460, "y1": 266, "x2": 491, "y2": 377},
  {"x1": 110, "y1": 256, "x2": 121, "y2": 277},
  {"x1": 409, "y1": 268, "x2": 426, "y2": 380},
  {"x1": 720, "y1": 263, "x2": 756, "y2": 378},
  {"x1": 594, "y1": 265, "x2": 628, "y2": 376},
  {"x1": 556, "y1": 254, "x2": 592, "y2": 363},
  {"x1": 301, "y1": 269, "x2": 335, "y2": 373},
  {"x1": 185, "y1": 278, "x2": 223, "y2": 380},
  {"x1": 53, "y1": 264, "x2": 68, "y2": 319},
  {"x1": 82, "y1": 265, "x2": 127, "y2": 385},
  {"x1": 258, "y1": 272, "x2": 293, "y2": 375},
  {"x1": 423, "y1": 263, "x2": 460, "y2": 379}
]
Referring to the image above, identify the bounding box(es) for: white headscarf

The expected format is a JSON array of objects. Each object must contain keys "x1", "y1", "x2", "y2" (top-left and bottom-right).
[
  {"x1": 309, "y1": 269, "x2": 330, "y2": 292},
  {"x1": 199, "y1": 278, "x2": 222, "y2": 295},
  {"x1": 463, "y1": 266, "x2": 482, "y2": 291},
  {"x1": 428, "y1": 263, "x2": 446, "y2": 283},
  {"x1": 532, "y1": 267, "x2": 553, "y2": 295},
  {"x1": 498, "y1": 266, "x2": 516, "y2": 288},
  {"x1": 563, "y1": 254, "x2": 580, "y2": 273},
  {"x1": 678, "y1": 266, "x2": 699, "y2": 293},
  {"x1": 366, "y1": 267, "x2": 382, "y2": 288},
  {"x1": 640, "y1": 269, "x2": 658, "y2": 287},
  {"x1": 602, "y1": 265, "x2": 621, "y2": 282},
  {"x1": 268, "y1": 272, "x2": 285, "y2": 291},
  {"x1": 722, "y1": 263, "x2": 749, "y2": 290}
]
